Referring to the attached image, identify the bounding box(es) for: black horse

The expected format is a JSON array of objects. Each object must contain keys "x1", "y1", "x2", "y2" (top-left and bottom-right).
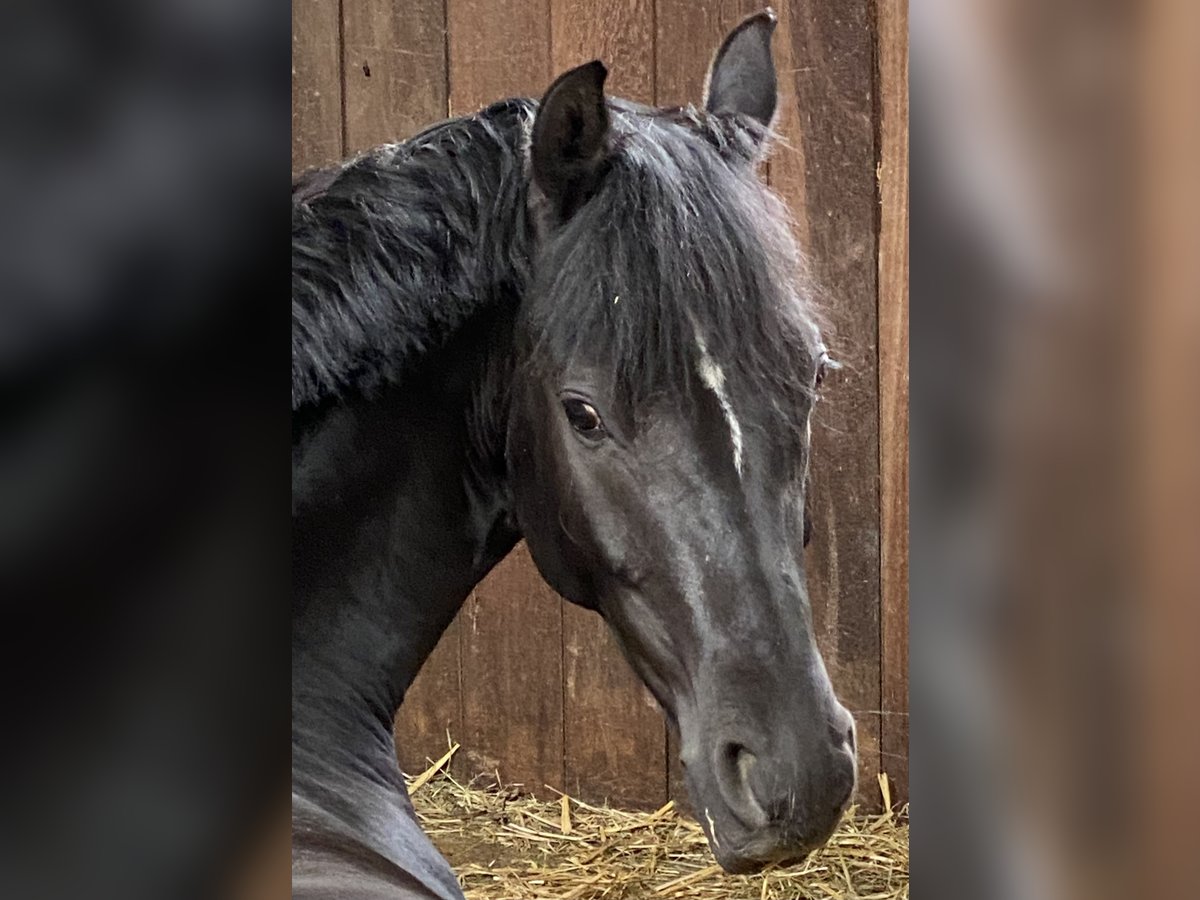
[{"x1": 292, "y1": 11, "x2": 856, "y2": 898}]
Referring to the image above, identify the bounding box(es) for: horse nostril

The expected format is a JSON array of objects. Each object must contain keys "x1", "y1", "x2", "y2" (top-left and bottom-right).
[
  {"x1": 721, "y1": 742, "x2": 758, "y2": 791},
  {"x1": 714, "y1": 742, "x2": 766, "y2": 828},
  {"x1": 828, "y1": 723, "x2": 853, "y2": 752},
  {"x1": 828, "y1": 706, "x2": 856, "y2": 755},
  {"x1": 729, "y1": 743, "x2": 756, "y2": 780}
]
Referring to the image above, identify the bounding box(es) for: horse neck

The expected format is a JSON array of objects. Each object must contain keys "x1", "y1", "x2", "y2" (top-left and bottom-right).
[
  {"x1": 293, "y1": 311, "x2": 520, "y2": 796},
  {"x1": 292, "y1": 113, "x2": 533, "y2": 798}
]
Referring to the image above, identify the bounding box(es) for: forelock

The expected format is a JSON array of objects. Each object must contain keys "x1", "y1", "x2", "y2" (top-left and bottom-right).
[{"x1": 523, "y1": 106, "x2": 824, "y2": 437}]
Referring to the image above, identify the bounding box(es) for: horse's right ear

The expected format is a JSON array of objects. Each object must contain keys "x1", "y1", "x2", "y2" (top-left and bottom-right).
[
  {"x1": 704, "y1": 10, "x2": 778, "y2": 129},
  {"x1": 531, "y1": 60, "x2": 611, "y2": 221}
]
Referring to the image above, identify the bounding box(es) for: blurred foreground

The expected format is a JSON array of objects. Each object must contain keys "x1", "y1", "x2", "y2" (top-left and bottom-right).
[{"x1": 913, "y1": 0, "x2": 1199, "y2": 898}]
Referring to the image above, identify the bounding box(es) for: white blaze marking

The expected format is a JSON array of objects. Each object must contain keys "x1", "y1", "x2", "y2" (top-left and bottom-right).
[{"x1": 694, "y1": 332, "x2": 744, "y2": 476}]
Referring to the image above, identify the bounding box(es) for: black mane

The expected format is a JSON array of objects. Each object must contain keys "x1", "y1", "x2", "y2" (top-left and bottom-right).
[
  {"x1": 291, "y1": 97, "x2": 824, "y2": 424},
  {"x1": 291, "y1": 99, "x2": 535, "y2": 410},
  {"x1": 526, "y1": 101, "x2": 824, "y2": 436}
]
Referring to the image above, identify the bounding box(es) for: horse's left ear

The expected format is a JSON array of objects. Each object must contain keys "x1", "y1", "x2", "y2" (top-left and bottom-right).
[
  {"x1": 531, "y1": 60, "x2": 611, "y2": 221},
  {"x1": 703, "y1": 9, "x2": 778, "y2": 129}
]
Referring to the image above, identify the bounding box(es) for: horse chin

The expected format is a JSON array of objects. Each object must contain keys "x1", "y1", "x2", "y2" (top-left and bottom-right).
[
  {"x1": 688, "y1": 770, "x2": 832, "y2": 875},
  {"x1": 708, "y1": 829, "x2": 815, "y2": 875}
]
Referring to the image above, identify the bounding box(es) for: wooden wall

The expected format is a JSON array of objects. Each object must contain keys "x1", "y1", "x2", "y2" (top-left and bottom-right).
[{"x1": 292, "y1": 0, "x2": 909, "y2": 810}]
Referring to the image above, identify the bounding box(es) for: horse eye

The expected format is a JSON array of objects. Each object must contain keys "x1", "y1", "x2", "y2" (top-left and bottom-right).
[{"x1": 563, "y1": 398, "x2": 604, "y2": 435}]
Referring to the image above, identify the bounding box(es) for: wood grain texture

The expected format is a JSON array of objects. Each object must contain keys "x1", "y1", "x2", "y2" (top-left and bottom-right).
[
  {"x1": 553, "y1": 0, "x2": 665, "y2": 809},
  {"x1": 342, "y1": 0, "x2": 447, "y2": 154},
  {"x1": 877, "y1": 0, "x2": 909, "y2": 805},
  {"x1": 349, "y1": 2, "x2": 461, "y2": 782},
  {"x1": 292, "y1": 0, "x2": 343, "y2": 173},
  {"x1": 394, "y1": 616, "x2": 464, "y2": 777},
  {"x1": 562, "y1": 619, "x2": 667, "y2": 807},
  {"x1": 447, "y1": 0, "x2": 559, "y2": 797},
  {"x1": 447, "y1": 0, "x2": 551, "y2": 115},
  {"x1": 765, "y1": 0, "x2": 807, "y2": 240},
  {"x1": 461, "y1": 544, "x2": 564, "y2": 795},
  {"x1": 553, "y1": 0, "x2": 654, "y2": 100},
  {"x1": 773, "y1": 0, "x2": 882, "y2": 808}
]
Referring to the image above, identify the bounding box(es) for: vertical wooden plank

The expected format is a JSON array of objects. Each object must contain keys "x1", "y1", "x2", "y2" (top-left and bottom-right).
[
  {"x1": 551, "y1": 0, "x2": 665, "y2": 809},
  {"x1": 461, "y1": 545, "x2": 563, "y2": 794},
  {"x1": 395, "y1": 613, "x2": 464, "y2": 778},
  {"x1": 553, "y1": 0, "x2": 654, "y2": 99},
  {"x1": 292, "y1": 0, "x2": 343, "y2": 173},
  {"x1": 767, "y1": 0, "x2": 808, "y2": 241},
  {"x1": 448, "y1": 0, "x2": 557, "y2": 795},
  {"x1": 773, "y1": 0, "x2": 882, "y2": 808},
  {"x1": 877, "y1": 0, "x2": 909, "y2": 805},
  {"x1": 352, "y1": 2, "x2": 461, "y2": 778},
  {"x1": 342, "y1": 0, "x2": 448, "y2": 155},
  {"x1": 447, "y1": 0, "x2": 551, "y2": 115},
  {"x1": 655, "y1": 0, "x2": 763, "y2": 811}
]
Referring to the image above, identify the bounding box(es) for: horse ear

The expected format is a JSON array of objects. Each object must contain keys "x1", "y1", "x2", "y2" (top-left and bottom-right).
[
  {"x1": 531, "y1": 60, "x2": 611, "y2": 220},
  {"x1": 703, "y1": 9, "x2": 778, "y2": 129}
]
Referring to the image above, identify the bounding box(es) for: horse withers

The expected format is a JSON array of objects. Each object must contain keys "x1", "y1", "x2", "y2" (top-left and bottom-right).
[{"x1": 292, "y1": 10, "x2": 855, "y2": 897}]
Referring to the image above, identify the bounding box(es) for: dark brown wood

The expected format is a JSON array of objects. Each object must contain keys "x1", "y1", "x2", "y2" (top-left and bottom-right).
[
  {"x1": 447, "y1": 0, "x2": 560, "y2": 799},
  {"x1": 447, "y1": 0, "x2": 551, "y2": 116},
  {"x1": 338, "y1": 0, "x2": 462, "y2": 780},
  {"x1": 394, "y1": 616, "x2": 464, "y2": 777},
  {"x1": 553, "y1": 0, "x2": 666, "y2": 811},
  {"x1": 561, "y1": 620, "x2": 667, "y2": 807},
  {"x1": 342, "y1": 0, "x2": 447, "y2": 154},
  {"x1": 292, "y1": 0, "x2": 343, "y2": 173},
  {"x1": 553, "y1": 0, "x2": 654, "y2": 100},
  {"x1": 773, "y1": 0, "x2": 882, "y2": 809},
  {"x1": 460, "y1": 544, "x2": 564, "y2": 795},
  {"x1": 877, "y1": 0, "x2": 909, "y2": 806}
]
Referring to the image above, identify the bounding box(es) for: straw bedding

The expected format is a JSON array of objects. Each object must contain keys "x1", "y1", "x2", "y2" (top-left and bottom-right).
[{"x1": 406, "y1": 744, "x2": 909, "y2": 899}]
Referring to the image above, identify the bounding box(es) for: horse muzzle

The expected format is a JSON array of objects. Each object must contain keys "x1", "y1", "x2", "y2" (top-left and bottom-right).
[{"x1": 685, "y1": 702, "x2": 858, "y2": 873}]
